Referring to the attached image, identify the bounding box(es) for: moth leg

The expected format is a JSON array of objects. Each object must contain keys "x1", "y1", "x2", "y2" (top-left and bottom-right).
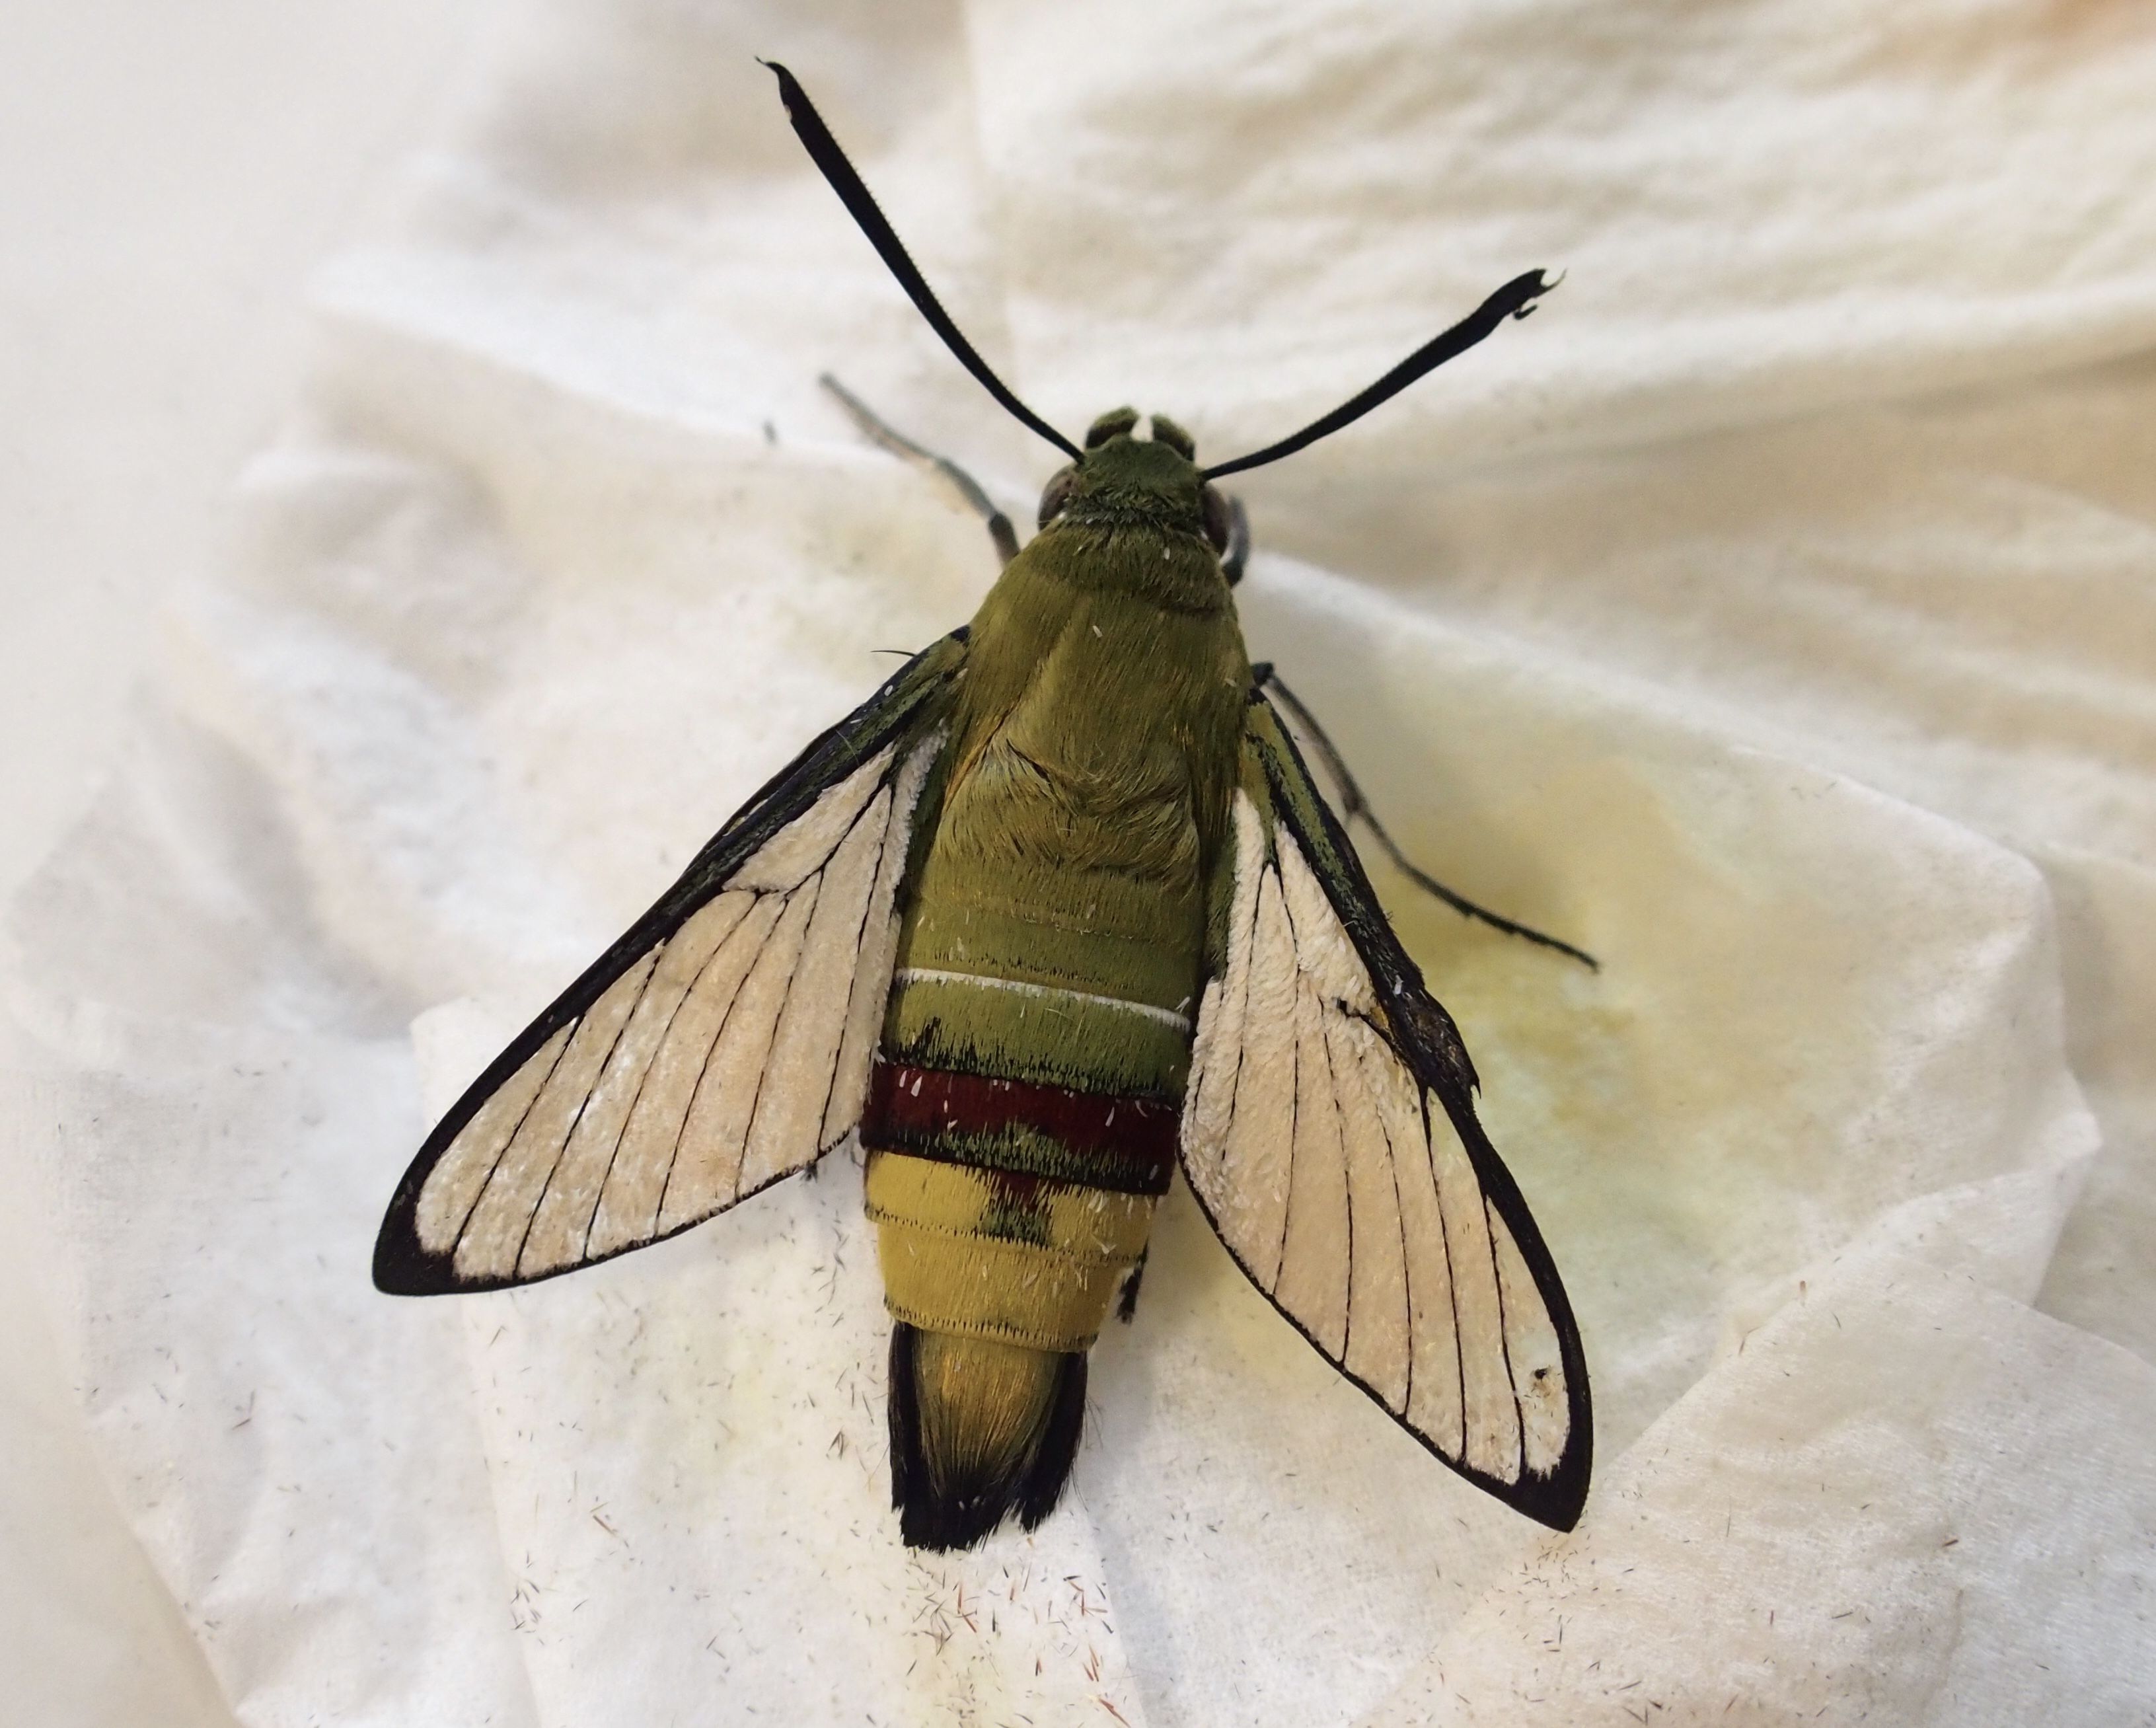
[
  {"x1": 1115, "y1": 1246, "x2": 1149, "y2": 1324},
  {"x1": 1258, "y1": 668, "x2": 1600, "y2": 971},
  {"x1": 1220, "y1": 493, "x2": 1251, "y2": 587},
  {"x1": 820, "y1": 373, "x2": 1020, "y2": 566}
]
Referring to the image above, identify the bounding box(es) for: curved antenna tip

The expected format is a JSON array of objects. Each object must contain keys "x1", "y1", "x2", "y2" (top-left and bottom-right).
[
  {"x1": 1201, "y1": 268, "x2": 1555, "y2": 480},
  {"x1": 1514, "y1": 267, "x2": 1565, "y2": 315}
]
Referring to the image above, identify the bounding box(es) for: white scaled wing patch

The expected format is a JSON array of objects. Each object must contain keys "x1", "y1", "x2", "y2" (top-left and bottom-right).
[
  {"x1": 1181, "y1": 788, "x2": 1576, "y2": 1497},
  {"x1": 408, "y1": 734, "x2": 938, "y2": 1289}
]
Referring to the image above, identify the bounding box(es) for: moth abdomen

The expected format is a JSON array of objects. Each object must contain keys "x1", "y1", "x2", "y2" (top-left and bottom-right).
[
  {"x1": 863, "y1": 1117, "x2": 1160, "y2": 1548},
  {"x1": 860, "y1": 1042, "x2": 1176, "y2": 1546},
  {"x1": 887, "y1": 1322, "x2": 1088, "y2": 1552}
]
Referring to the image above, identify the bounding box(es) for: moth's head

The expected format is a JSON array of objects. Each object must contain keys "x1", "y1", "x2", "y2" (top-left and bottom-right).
[{"x1": 1037, "y1": 408, "x2": 1236, "y2": 557}]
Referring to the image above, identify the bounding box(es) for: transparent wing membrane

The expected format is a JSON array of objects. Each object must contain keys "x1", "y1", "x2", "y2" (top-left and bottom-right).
[
  {"x1": 375, "y1": 635, "x2": 964, "y2": 1295},
  {"x1": 1181, "y1": 702, "x2": 1590, "y2": 1526}
]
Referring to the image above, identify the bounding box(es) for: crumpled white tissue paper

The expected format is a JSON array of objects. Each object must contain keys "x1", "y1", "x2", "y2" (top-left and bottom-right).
[{"x1": 7, "y1": 2, "x2": 2156, "y2": 1723}]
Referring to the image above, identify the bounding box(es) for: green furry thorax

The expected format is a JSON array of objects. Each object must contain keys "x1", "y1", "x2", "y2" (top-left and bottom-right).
[
  {"x1": 882, "y1": 420, "x2": 1253, "y2": 1097},
  {"x1": 941, "y1": 432, "x2": 1251, "y2": 891}
]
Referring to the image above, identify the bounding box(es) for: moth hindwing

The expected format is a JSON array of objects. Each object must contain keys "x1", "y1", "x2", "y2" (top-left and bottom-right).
[{"x1": 371, "y1": 630, "x2": 967, "y2": 1295}]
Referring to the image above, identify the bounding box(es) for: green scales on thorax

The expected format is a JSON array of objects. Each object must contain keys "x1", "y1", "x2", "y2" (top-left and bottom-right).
[
  {"x1": 863, "y1": 415, "x2": 1247, "y2": 1360},
  {"x1": 893, "y1": 421, "x2": 1247, "y2": 1116}
]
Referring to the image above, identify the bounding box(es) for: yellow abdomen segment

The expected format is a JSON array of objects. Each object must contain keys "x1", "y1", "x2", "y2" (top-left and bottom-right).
[{"x1": 864, "y1": 1151, "x2": 1157, "y2": 1353}]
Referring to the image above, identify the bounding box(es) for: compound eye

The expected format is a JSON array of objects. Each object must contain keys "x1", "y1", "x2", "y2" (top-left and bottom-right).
[
  {"x1": 1037, "y1": 467, "x2": 1077, "y2": 528},
  {"x1": 1201, "y1": 484, "x2": 1232, "y2": 554}
]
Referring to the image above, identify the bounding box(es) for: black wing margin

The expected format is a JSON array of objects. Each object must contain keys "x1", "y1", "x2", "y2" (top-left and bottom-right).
[
  {"x1": 1179, "y1": 689, "x2": 1591, "y2": 1530},
  {"x1": 373, "y1": 630, "x2": 967, "y2": 1296}
]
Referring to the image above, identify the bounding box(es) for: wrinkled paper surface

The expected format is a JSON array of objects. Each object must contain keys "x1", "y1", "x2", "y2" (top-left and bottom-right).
[{"x1": 7, "y1": 2, "x2": 2155, "y2": 1722}]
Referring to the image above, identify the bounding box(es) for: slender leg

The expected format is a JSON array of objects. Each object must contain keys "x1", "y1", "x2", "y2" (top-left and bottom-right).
[
  {"x1": 1257, "y1": 668, "x2": 1599, "y2": 971},
  {"x1": 820, "y1": 373, "x2": 1020, "y2": 566},
  {"x1": 1116, "y1": 1246, "x2": 1148, "y2": 1324},
  {"x1": 1220, "y1": 494, "x2": 1251, "y2": 587}
]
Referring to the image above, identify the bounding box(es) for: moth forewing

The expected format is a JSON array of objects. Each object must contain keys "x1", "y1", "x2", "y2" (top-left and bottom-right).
[
  {"x1": 1276, "y1": 831, "x2": 1372, "y2": 1011},
  {"x1": 1176, "y1": 691, "x2": 1592, "y2": 1528},
  {"x1": 735, "y1": 788, "x2": 894, "y2": 1186},
  {"x1": 373, "y1": 635, "x2": 966, "y2": 1296},
  {"x1": 729, "y1": 748, "x2": 892, "y2": 893}
]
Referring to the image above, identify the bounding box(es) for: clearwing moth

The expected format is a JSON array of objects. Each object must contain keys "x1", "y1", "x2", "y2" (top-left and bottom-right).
[{"x1": 375, "y1": 63, "x2": 1594, "y2": 1552}]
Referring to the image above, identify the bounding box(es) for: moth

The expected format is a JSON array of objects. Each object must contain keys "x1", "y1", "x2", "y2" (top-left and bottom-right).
[{"x1": 375, "y1": 63, "x2": 1594, "y2": 1551}]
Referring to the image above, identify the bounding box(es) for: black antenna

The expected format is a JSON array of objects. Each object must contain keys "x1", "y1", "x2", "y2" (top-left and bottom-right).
[
  {"x1": 1201, "y1": 270, "x2": 1556, "y2": 480},
  {"x1": 763, "y1": 62, "x2": 1082, "y2": 463}
]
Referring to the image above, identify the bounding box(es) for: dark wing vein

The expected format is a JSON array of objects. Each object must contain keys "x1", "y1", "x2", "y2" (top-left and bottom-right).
[
  {"x1": 447, "y1": 1026, "x2": 577, "y2": 1266},
  {"x1": 1381, "y1": 1036, "x2": 1415, "y2": 1421},
  {"x1": 1274, "y1": 950, "x2": 1300, "y2": 1287},
  {"x1": 1331, "y1": 998, "x2": 1356, "y2": 1365},
  {"x1": 573, "y1": 918, "x2": 712, "y2": 1264},
  {"x1": 610, "y1": 906, "x2": 750, "y2": 1246},
  {"x1": 1483, "y1": 1195, "x2": 1527, "y2": 1482},
  {"x1": 1212, "y1": 866, "x2": 1255, "y2": 1195},
  {"x1": 807, "y1": 802, "x2": 891, "y2": 1149},
  {"x1": 513, "y1": 955, "x2": 663, "y2": 1277},
  {"x1": 651, "y1": 901, "x2": 778, "y2": 1234},
  {"x1": 733, "y1": 870, "x2": 825, "y2": 1202},
  {"x1": 1423, "y1": 1088, "x2": 1470, "y2": 1464}
]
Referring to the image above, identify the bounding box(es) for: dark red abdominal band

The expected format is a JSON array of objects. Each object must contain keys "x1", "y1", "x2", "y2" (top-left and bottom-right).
[{"x1": 861, "y1": 1060, "x2": 1179, "y2": 1197}]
